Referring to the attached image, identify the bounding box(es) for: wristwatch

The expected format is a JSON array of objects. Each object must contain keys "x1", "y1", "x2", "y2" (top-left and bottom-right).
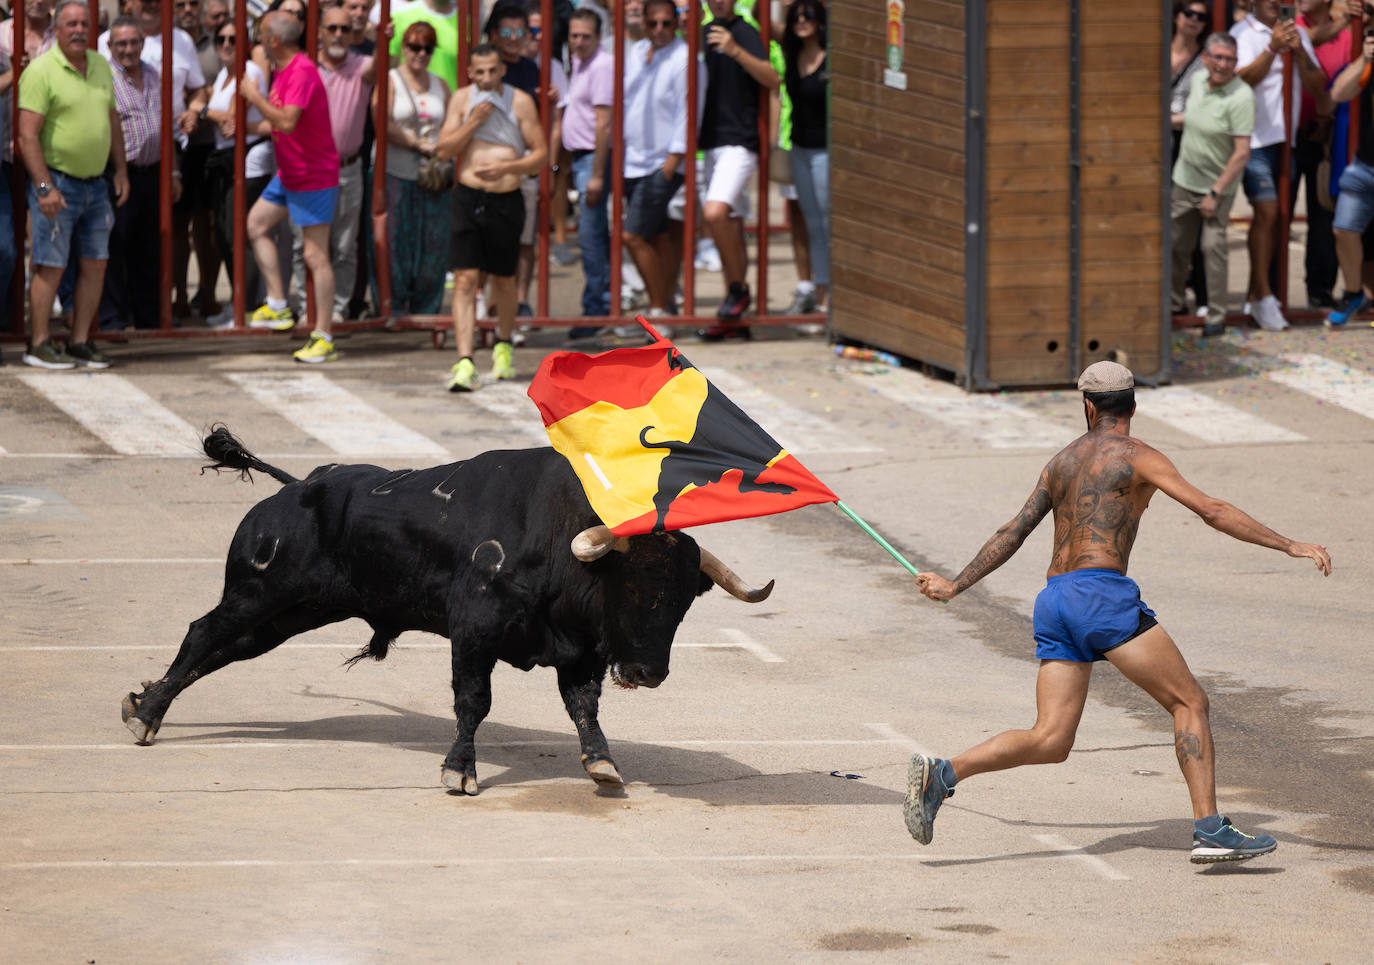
[
  {"x1": 1208, "y1": 188, "x2": 1219, "y2": 199},
  {"x1": 36, "y1": 181, "x2": 51, "y2": 197}
]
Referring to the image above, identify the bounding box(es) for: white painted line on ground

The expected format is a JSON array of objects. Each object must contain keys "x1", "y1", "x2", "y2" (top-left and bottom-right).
[
  {"x1": 226, "y1": 371, "x2": 447, "y2": 457},
  {"x1": 850, "y1": 371, "x2": 1077, "y2": 449},
  {"x1": 0, "y1": 558, "x2": 221, "y2": 566},
  {"x1": 706, "y1": 369, "x2": 881, "y2": 453},
  {"x1": 1139, "y1": 387, "x2": 1305, "y2": 444},
  {"x1": 1268, "y1": 353, "x2": 1374, "y2": 422},
  {"x1": 1032, "y1": 834, "x2": 1131, "y2": 881},
  {"x1": 456, "y1": 382, "x2": 550, "y2": 444},
  {"x1": 0, "y1": 737, "x2": 910, "y2": 751},
  {"x1": 17, "y1": 373, "x2": 201, "y2": 456},
  {"x1": 861, "y1": 723, "x2": 933, "y2": 757},
  {"x1": 5, "y1": 854, "x2": 978, "y2": 871},
  {"x1": 696, "y1": 628, "x2": 784, "y2": 662},
  {"x1": 0, "y1": 452, "x2": 118, "y2": 459}
]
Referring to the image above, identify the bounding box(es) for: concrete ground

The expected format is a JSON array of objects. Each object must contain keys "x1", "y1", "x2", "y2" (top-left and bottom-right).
[{"x1": 2, "y1": 312, "x2": 1372, "y2": 961}]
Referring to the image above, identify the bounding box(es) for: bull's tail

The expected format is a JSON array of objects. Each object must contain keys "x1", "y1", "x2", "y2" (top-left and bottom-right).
[
  {"x1": 201, "y1": 425, "x2": 299, "y2": 486},
  {"x1": 343, "y1": 627, "x2": 396, "y2": 669}
]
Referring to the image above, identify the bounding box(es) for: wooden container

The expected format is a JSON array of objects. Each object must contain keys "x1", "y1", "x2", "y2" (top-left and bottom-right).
[{"x1": 830, "y1": 0, "x2": 1170, "y2": 389}]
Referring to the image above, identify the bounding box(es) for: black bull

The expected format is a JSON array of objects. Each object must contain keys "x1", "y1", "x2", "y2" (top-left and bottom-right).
[{"x1": 120, "y1": 428, "x2": 774, "y2": 794}]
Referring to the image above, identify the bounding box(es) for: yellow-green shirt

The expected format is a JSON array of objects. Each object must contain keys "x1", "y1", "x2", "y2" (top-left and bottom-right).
[{"x1": 18, "y1": 44, "x2": 115, "y2": 179}]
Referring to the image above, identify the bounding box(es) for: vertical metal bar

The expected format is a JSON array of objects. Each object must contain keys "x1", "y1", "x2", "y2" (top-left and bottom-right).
[
  {"x1": 537, "y1": 0, "x2": 552, "y2": 320},
  {"x1": 1278, "y1": 48, "x2": 1293, "y2": 310},
  {"x1": 963, "y1": 0, "x2": 987, "y2": 390},
  {"x1": 1159, "y1": 0, "x2": 1173, "y2": 384},
  {"x1": 232, "y1": 0, "x2": 247, "y2": 327},
  {"x1": 756, "y1": 7, "x2": 770, "y2": 317},
  {"x1": 373, "y1": 0, "x2": 391, "y2": 318},
  {"x1": 160, "y1": 0, "x2": 174, "y2": 329},
  {"x1": 608, "y1": 0, "x2": 624, "y2": 319},
  {"x1": 303, "y1": 0, "x2": 319, "y2": 331},
  {"x1": 1068, "y1": 0, "x2": 1081, "y2": 379},
  {"x1": 9, "y1": 11, "x2": 26, "y2": 336},
  {"x1": 683, "y1": 0, "x2": 700, "y2": 317},
  {"x1": 1212, "y1": 0, "x2": 1225, "y2": 34}
]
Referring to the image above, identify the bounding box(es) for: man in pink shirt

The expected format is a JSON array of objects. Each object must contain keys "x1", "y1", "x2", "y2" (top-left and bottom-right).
[
  {"x1": 240, "y1": 10, "x2": 341, "y2": 362},
  {"x1": 288, "y1": 4, "x2": 375, "y2": 326}
]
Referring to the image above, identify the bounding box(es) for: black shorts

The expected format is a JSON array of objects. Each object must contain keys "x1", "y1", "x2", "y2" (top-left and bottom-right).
[
  {"x1": 175, "y1": 141, "x2": 214, "y2": 215},
  {"x1": 624, "y1": 170, "x2": 683, "y2": 241},
  {"x1": 450, "y1": 183, "x2": 523, "y2": 277}
]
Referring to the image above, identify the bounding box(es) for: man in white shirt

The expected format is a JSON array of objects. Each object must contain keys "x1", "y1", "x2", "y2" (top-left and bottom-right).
[
  {"x1": 1231, "y1": 0, "x2": 1327, "y2": 331},
  {"x1": 621, "y1": 0, "x2": 704, "y2": 320}
]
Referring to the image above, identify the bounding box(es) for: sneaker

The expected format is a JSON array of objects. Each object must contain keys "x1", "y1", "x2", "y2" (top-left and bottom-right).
[
  {"x1": 248, "y1": 304, "x2": 295, "y2": 331},
  {"x1": 716, "y1": 283, "x2": 751, "y2": 320},
  {"x1": 1254, "y1": 295, "x2": 1289, "y2": 332},
  {"x1": 904, "y1": 754, "x2": 956, "y2": 845},
  {"x1": 66, "y1": 341, "x2": 112, "y2": 369},
  {"x1": 1325, "y1": 291, "x2": 1368, "y2": 327},
  {"x1": 517, "y1": 302, "x2": 533, "y2": 318},
  {"x1": 1190, "y1": 815, "x2": 1277, "y2": 864},
  {"x1": 784, "y1": 288, "x2": 818, "y2": 315},
  {"x1": 552, "y1": 241, "x2": 577, "y2": 266},
  {"x1": 205, "y1": 306, "x2": 236, "y2": 329},
  {"x1": 292, "y1": 333, "x2": 337, "y2": 363},
  {"x1": 22, "y1": 338, "x2": 76, "y2": 369},
  {"x1": 696, "y1": 321, "x2": 752, "y2": 342},
  {"x1": 793, "y1": 322, "x2": 827, "y2": 337},
  {"x1": 448, "y1": 357, "x2": 479, "y2": 392},
  {"x1": 1308, "y1": 291, "x2": 1336, "y2": 310},
  {"x1": 491, "y1": 341, "x2": 515, "y2": 380},
  {"x1": 695, "y1": 239, "x2": 722, "y2": 272}
]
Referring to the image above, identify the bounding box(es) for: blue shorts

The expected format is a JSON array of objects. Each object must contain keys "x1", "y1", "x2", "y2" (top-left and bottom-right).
[
  {"x1": 1333, "y1": 158, "x2": 1374, "y2": 233},
  {"x1": 28, "y1": 170, "x2": 114, "y2": 267},
  {"x1": 1242, "y1": 143, "x2": 1282, "y2": 204},
  {"x1": 1032, "y1": 569, "x2": 1158, "y2": 663},
  {"x1": 260, "y1": 174, "x2": 338, "y2": 227}
]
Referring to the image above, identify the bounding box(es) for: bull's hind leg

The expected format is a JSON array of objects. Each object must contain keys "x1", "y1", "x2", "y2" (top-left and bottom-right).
[
  {"x1": 558, "y1": 662, "x2": 622, "y2": 788},
  {"x1": 121, "y1": 597, "x2": 295, "y2": 744},
  {"x1": 440, "y1": 645, "x2": 498, "y2": 796}
]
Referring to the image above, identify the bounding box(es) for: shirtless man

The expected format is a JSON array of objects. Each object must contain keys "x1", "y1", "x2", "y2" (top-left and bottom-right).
[
  {"x1": 908, "y1": 361, "x2": 1332, "y2": 864},
  {"x1": 435, "y1": 43, "x2": 547, "y2": 392}
]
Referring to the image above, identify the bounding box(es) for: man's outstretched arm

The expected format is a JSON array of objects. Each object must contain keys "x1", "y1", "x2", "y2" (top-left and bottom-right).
[
  {"x1": 1138, "y1": 448, "x2": 1332, "y2": 575},
  {"x1": 916, "y1": 470, "x2": 1053, "y2": 601}
]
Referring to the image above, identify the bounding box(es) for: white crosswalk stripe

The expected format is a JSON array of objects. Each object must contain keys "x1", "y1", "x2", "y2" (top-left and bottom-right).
[
  {"x1": 17, "y1": 373, "x2": 202, "y2": 456},
  {"x1": 847, "y1": 369, "x2": 1078, "y2": 449},
  {"x1": 705, "y1": 368, "x2": 881, "y2": 453},
  {"x1": 460, "y1": 381, "x2": 553, "y2": 445},
  {"x1": 1137, "y1": 387, "x2": 1306, "y2": 444},
  {"x1": 1267, "y1": 353, "x2": 1374, "y2": 422},
  {"x1": 226, "y1": 371, "x2": 447, "y2": 457}
]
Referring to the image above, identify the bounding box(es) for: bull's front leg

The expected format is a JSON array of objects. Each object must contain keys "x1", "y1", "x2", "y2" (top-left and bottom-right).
[
  {"x1": 557, "y1": 662, "x2": 623, "y2": 788},
  {"x1": 440, "y1": 643, "x2": 497, "y2": 796}
]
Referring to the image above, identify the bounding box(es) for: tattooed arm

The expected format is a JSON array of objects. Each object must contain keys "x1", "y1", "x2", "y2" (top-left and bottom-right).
[{"x1": 916, "y1": 470, "x2": 1054, "y2": 601}]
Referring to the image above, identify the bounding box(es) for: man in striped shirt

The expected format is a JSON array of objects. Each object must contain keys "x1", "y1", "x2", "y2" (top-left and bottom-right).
[{"x1": 101, "y1": 15, "x2": 179, "y2": 331}]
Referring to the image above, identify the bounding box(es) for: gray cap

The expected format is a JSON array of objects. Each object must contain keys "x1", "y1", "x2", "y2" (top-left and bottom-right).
[{"x1": 1077, "y1": 360, "x2": 1134, "y2": 392}]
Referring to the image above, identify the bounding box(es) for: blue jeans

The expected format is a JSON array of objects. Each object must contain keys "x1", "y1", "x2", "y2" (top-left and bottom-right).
[
  {"x1": 1333, "y1": 158, "x2": 1374, "y2": 234},
  {"x1": 28, "y1": 169, "x2": 114, "y2": 266},
  {"x1": 571, "y1": 151, "x2": 610, "y2": 316},
  {"x1": 1241, "y1": 143, "x2": 1282, "y2": 204},
  {"x1": 790, "y1": 146, "x2": 830, "y2": 288}
]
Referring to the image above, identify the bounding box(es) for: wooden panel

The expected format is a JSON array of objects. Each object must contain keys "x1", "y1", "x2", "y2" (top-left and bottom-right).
[
  {"x1": 832, "y1": 193, "x2": 964, "y2": 248},
  {"x1": 830, "y1": 119, "x2": 965, "y2": 178},
  {"x1": 830, "y1": 144, "x2": 964, "y2": 203}
]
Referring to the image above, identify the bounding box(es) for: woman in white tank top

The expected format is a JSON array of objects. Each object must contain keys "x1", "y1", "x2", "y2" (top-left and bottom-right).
[{"x1": 375, "y1": 21, "x2": 453, "y2": 315}]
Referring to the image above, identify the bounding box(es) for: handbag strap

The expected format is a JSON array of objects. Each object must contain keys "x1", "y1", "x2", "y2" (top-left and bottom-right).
[{"x1": 393, "y1": 68, "x2": 427, "y2": 142}]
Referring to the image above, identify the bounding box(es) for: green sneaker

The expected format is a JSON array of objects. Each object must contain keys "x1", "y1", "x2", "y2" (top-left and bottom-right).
[
  {"x1": 292, "y1": 332, "x2": 337, "y2": 363},
  {"x1": 448, "y1": 357, "x2": 479, "y2": 392},
  {"x1": 22, "y1": 338, "x2": 76, "y2": 369},
  {"x1": 67, "y1": 341, "x2": 112, "y2": 369},
  {"x1": 248, "y1": 303, "x2": 295, "y2": 331},
  {"x1": 491, "y1": 340, "x2": 515, "y2": 380}
]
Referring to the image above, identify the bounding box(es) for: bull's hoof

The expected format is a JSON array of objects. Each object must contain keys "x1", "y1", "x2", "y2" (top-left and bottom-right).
[
  {"x1": 121, "y1": 693, "x2": 155, "y2": 745},
  {"x1": 441, "y1": 766, "x2": 479, "y2": 796},
  {"x1": 583, "y1": 757, "x2": 624, "y2": 787}
]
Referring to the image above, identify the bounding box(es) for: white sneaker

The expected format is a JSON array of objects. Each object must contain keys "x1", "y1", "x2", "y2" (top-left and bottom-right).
[
  {"x1": 694, "y1": 239, "x2": 722, "y2": 272},
  {"x1": 1255, "y1": 295, "x2": 1289, "y2": 331}
]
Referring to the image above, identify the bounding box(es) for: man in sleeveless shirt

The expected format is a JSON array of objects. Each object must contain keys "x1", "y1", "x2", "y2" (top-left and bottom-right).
[{"x1": 435, "y1": 43, "x2": 547, "y2": 392}]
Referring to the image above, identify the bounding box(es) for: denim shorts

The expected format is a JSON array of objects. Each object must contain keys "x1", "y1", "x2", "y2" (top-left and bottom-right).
[
  {"x1": 28, "y1": 170, "x2": 114, "y2": 267},
  {"x1": 1333, "y1": 158, "x2": 1374, "y2": 233},
  {"x1": 260, "y1": 174, "x2": 338, "y2": 227},
  {"x1": 1032, "y1": 569, "x2": 1159, "y2": 663},
  {"x1": 624, "y1": 170, "x2": 683, "y2": 240},
  {"x1": 1242, "y1": 142, "x2": 1283, "y2": 204}
]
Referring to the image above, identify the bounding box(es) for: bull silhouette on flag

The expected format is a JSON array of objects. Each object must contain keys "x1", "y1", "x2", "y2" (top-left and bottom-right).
[{"x1": 527, "y1": 322, "x2": 838, "y2": 536}]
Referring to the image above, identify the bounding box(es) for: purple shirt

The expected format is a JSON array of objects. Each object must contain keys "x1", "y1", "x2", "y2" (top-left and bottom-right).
[
  {"x1": 112, "y1": 60, "x2": 162, "y2": 168},
  {"x1": 560, "y1": 46, "x2": 612, "y2": 152}
]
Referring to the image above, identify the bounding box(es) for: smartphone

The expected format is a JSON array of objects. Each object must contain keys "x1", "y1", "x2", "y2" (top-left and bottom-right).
[{"x1": 1279, "y1": 2, "x2": 1295, "y2": 20}]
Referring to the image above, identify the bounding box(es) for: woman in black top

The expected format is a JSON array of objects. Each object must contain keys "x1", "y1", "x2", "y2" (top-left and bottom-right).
[{"x1": 783, "y1": 0, "x2": 828, "y2": 310}]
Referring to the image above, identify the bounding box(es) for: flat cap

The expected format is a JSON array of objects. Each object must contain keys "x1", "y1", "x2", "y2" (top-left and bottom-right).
[{"x1": 1077, "y1": 360, "x2": 1134, "y2": 392}]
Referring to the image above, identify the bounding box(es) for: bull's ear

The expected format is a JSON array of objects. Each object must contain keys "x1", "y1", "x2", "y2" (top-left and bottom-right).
[
  {"x1": 472, "y1": 540, "x2": 506, "y2": 576},
  {"x1": 696, "y1": 570, "x2": 715, "y2": 596}
]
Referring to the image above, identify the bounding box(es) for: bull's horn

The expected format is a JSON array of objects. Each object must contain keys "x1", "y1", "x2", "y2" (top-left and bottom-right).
[
  {"x1": 571, "y1": 525, "x2": 629, "y2": 561},
  {"x1": 699, "y1": 547, "x2": 774, "y2": 603}
]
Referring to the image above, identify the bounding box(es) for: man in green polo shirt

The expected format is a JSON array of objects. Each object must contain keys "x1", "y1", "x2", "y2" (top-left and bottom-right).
[
  {"x1": 17, "y1": 0, "x2": 129, "y2": 369},
  {"x1": 1171, "y1": 31, "x2": 1254, "y2": 338}
]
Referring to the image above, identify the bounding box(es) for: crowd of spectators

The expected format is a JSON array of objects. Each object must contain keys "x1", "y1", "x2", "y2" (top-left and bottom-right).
[
  {"x1": 1170, "y1": 0, "x2": 1374, "y2": 334},
  {"x1": 4, "y1": 0, "x2": 833, "y2": 377}
]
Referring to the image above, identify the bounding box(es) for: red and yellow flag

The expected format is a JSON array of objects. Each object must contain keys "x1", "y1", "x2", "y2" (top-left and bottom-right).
[{"x1": 527, "y1": 323, "x2": 838, "y2": 536}]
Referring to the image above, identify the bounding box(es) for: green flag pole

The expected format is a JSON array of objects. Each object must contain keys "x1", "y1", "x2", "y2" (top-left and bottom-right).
[{"x1": 834, "y1": 500, "x2": 924, "y2": 579}]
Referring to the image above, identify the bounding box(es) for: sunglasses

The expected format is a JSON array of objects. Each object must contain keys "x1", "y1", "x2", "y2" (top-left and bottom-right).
[
  {"x1": 498, "y1": 27, "x2": 526, "y2": 39},
  {"x1": 216, "y1": 33, "x2": 235, "y2": 45},
  {"x1": 174, "y1": 0, "x2": 198, "y2": 8},
  {"x1": 323, "y1": 23, "x2": 350, "y2": 33},
  {"x1": 406, "y1": 42, "x2": 435, "y2": 54},
  {"x1": 1182, "y1": 8, "x2": 1208, "y2": 20},
  {"x1": 794, "y1": 8, "x2": 815, "y2": 21},
  {"x1": 646, "y1": 17, "x2": 675, "y2": 26},
  {"x1": 529, "y1": 25, "x2": 540, "y2": 36}
]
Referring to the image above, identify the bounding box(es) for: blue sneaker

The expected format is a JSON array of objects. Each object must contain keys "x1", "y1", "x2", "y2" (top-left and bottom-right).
[
  {"x1": 1190, "y1": 815, "x2": 1277, "y2": 864},
  {"x1": 904, "y1": 754, "x2": 956, "y2": 844},
  {"x1": 1325, "y1": 291, "x2": 1368, "y2": 327}
]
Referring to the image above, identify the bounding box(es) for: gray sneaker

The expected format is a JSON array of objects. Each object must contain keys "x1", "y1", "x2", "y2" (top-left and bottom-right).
[
  {"x1": 904, "y1": 754, "x2": 956, "y2": 845},
  {"x1": 67, "y1": 341, "x2": 113, "y2": 369},
  {"x1": 22, "y1": 339, "x2": 76, "y2": 369},
  {"x1": 552, "y1": 242, "x2": 577, "y2": 266},
  {"x1": 784, "y1": 289, "x2": 818, "y2": 315}
]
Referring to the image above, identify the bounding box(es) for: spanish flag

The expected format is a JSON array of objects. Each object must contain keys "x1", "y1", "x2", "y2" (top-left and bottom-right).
[{"x1": 527, "y1": 322, "x2": 838, "y2": 536}]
